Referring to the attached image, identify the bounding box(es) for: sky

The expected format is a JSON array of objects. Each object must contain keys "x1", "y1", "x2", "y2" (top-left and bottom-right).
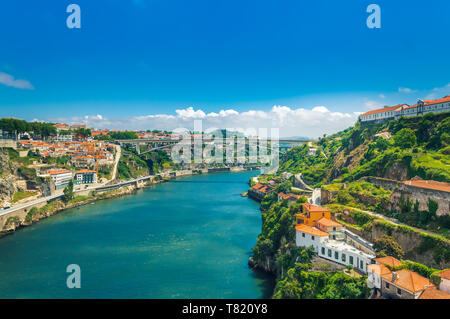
[{"x1": 0, "y1": 0, "x2": 449, "y2": 137}]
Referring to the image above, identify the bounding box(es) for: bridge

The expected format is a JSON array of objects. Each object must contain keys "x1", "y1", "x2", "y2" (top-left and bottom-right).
[{"x1": 115, "y1": 138, "x2": 310, "y2": 155}]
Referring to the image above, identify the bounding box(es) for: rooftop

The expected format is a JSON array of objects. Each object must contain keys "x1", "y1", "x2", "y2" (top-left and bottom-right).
[
  {"x1": 403, "y1": 178, "x2": 450, "y2": 193},
  {"x1": 360, "y1": 104, "x2": 407, "y2": 117},
  {"x1": 325, "y1": 240, "x2": 376, "y2": 259},
  {"x1": 418, "y1": 287, "x2": 450, "y2": 299},
  {"x1": 374, "y1": 256, "x2": 403, "y2": 268},
  {"x1": 295, "y1": 224, "x2": 329, "y2": 237},
  {"x1": 381, "y1": 269, "x2": 434, "y2": 293},
  {"x1": 47, "y1": 168, "x2": 71, "y2": 175},
  {"x1": 317, "y1": 217, "x2": 342, "y2": 227},
  {"x1": 439, "y1": 269, "x2": 450, "y2": 280},
  {"x1": 367, "y1": 263, "x2": 392, "y2": 276}
]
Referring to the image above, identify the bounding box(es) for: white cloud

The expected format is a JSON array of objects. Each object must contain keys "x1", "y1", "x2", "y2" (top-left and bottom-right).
[
  {"x1": 52, "y1": 105, "x2": 358, "y2": 139},
  {"x1": 0, "y1": 72, "x2": 34, "y2": 90},
  {"x1": 364, "y1": 100, "x2": 383, "y2": 110},
  {"x1": 398, "y1": 87, "x2": 416, "y2": 94},
  {"x1": 379, "y1": 94, "x2": 385, "y2": 99}
]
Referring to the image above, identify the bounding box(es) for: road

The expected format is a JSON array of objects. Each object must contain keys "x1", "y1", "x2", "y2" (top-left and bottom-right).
[{"x1": 343, "y1": 206, "x2": 447, "y2": 239}]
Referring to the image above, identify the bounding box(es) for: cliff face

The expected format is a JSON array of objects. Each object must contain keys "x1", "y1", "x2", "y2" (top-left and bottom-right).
[{"x1": 0, "y1": 150, "x2": 16, "y2": 203}]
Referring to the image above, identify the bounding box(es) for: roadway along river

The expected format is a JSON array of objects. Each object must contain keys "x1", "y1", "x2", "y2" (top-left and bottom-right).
[{"x1": 0, "y1": 171, "x2": 274, "y2": 298}]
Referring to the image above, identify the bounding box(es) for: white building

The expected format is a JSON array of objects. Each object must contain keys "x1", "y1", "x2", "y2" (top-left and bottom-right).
[
  {"x1": 359, "y1": 95, "x2": 450, "y2": 123},
  {"x1": 367, "y1": 263, "x2": 392, "y2": 289},
  {"x1": 295, "y1": 224, "x2": 329, "y2": 252},
  {"x1": 359, "y1": 104, "x2": 407, "y2": 123},
  {"x1": 317, "y1": 240, "x2": 375, "y2": 273},
  {"x1": 295, "y1": 224, "x2": 375, "y2": 273},
  {"x1": 47, "y1": 168, "x2": 72, "y2": 190}
]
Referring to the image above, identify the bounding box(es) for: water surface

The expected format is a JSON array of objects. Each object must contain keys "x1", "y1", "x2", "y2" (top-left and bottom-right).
[{"x1": 0, "y1": 171, "x2": 274, "y2": 298}]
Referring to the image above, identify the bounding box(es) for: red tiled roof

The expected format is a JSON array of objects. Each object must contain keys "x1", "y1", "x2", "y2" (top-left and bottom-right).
[
  {"x1": 419, "y1": 287, "x2": 450, "y2": 299},
  {"x1": 423, "y1": 95, "x2": 450, "y2": 106},
  {"x1": 381, "y1": 269, "x2": 434, "y2": 293},
  {"x1": 47, "y1": 169, "x2": 71, "y2": 175},
  {"x1": 317, "y1": 217, "x2": 342, "y2": 227},
  {"x1": 360, "y1": 104, "x2": 407, "y2": 117},
  {"x1": 295, "y1": 224, "x2": 329, "y2": 237},
  {"x1": 374, "y1": 256, "x2": 403, "y2": 268},
  {"x1": 439, "y1": 269, "x2": 450, "y2": 280},
  {"x1": 403, "y1": 179, "x2": 450, "y2": 193}
]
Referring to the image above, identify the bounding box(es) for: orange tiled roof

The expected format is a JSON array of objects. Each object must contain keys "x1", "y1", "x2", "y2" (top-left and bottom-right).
[
  {"x1": 367, "y1": 263, "x2": 392, "y2": 276},
  {"x1": 439, "y1": 269, "x2": 450, "y2": 280},
  {"x1": 295, "y1": 224, "x2": 329, "y2": 237},
  {"x1": 381, "y1": 269, "x2": 434, "y2": 293},
  {"x1": 419, "y1": 287, "x2": 450, "y2": 299},
  {"x1": 252, "y1": 183, "x2": 263, "y2": 190},
  {"x1": 375, "y1": 256, "x2": 403, "y2": 268},
  {"x1": 423, "y1": 95, "x2": 450, "y2": 106},
  {"x1": 360, "y1": 104, "x2": 407, "y2": 117},
  {"x1": 403, "y1": 179, "x2": 450, "y2": 193},
  {"x1": 317, "y1": 217, "x2": 342, "y2": 227},
  {"x1": 47, "y1": 168, "x2": 71, "y2": 175},
  {"x1": 302, "y1": 203, "x2": 330, "y2": 213}
]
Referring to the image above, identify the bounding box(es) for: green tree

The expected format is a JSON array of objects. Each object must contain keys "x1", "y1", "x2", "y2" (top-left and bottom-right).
[
  {"x1": 374, "y1": 235, "x2": 405, "y2": 260},
  {"x1": 393, "y1": 128, "x2": 417, "y2": 149},
  {"x1": 63, "y1": 180, "x2": 74, "y2": 202}
]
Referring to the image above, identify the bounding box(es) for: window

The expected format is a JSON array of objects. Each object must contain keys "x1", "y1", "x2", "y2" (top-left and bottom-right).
[
  {"x1": 302, "y1": 233, "x2": 305, "y2": 238},
  {"x1": 311, "y1": 236, "x2": 315, "y2": 241},
  {"x1": 342, "y1": 254, "x2": 346, "y2": 262},
  {"x1": 397, "y1": 288, "x2": 402, "y2": 295},
  {"x1": 328, "y1": 249, "x2": 332, "y2": 257},
  {"x1": 349, "y1": 256, "x2": 353, "y2": 265},
  {"x1": 385, "y1": 282, "x2": 390, "y2": 289},
  {"x1": 360, "y1": 260, "x2": 363, "y2": 269},
  {"x1": 335, "y1": 251, "x2": 339, "y2": 260},
  {"x1": 321, "y1": 247, "x2": 325, "y2": 255},
  {"x1": 333, "y1": 227, "x2": 336, "y2": 231}
]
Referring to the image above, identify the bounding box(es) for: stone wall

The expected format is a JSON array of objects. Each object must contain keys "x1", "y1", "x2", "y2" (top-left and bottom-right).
[
  {"x1": 364, "y1": 176, "x2": 449, "y2": 216},
  {"x1": 320, "y1": 188, "x2": 337, "y2": 204}
]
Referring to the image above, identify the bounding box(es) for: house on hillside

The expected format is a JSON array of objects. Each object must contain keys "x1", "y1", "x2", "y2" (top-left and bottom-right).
[
  {"x1": 381, "y1": 269, "x2": 435, "y2": 299},
  {"x1": 294, "y1": 203, "x2": 375, "y2": 273},
  {"x1": 248, "y1": 183, "x2": 273, "y2": 201},
  {"x1": 278, "y1": 192, "x2": 302, "y2": 206},
  {"x1": 296, "y1": 203, "x2": 332, "y2": 226}
]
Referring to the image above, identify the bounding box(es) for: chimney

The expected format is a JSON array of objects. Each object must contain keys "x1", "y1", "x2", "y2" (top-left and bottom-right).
[{"x1": 392, "y1": 272, "x2": 398, "y2": 282}]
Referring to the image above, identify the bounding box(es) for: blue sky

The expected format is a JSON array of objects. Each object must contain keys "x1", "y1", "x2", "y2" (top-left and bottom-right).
[{"x1": 0, "y1": 0, "x2": 449, "y2": 136}]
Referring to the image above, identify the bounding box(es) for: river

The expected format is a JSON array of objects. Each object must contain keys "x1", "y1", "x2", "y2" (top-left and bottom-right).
[{"x1": 0, "y1": 171, "x2": 274, "y2": 298}]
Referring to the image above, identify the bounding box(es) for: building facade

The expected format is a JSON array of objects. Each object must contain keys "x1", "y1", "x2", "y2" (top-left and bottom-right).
[
  {"x1": 47, "y1": 168, "x2": 72, "y2": 190},
  {"x1": 359, "y1": 95, "x2": 450, "y2": 123},
  {"x1": 74, "y1": 169, "x2": 97, "y2": 185}
]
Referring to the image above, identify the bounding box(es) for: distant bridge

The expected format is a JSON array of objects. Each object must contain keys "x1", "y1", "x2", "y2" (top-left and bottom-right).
[{"x1": 115, "y1": 138, "x2": 310, "y2": 155}]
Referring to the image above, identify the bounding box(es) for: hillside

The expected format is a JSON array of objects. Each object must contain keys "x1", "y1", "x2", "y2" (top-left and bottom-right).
[
  {"x1": 278, "y1": 112, "x2": 450, "y2": 186},
  {"x1": 251, "y1": 112, "x2": 450, "y2": 298}
]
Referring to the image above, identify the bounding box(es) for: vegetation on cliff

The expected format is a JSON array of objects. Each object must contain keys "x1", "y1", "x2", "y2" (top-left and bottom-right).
[
  {"x1": 252, "y1": 112, "x2": 450, "y2": 297},
  {"x1": 279, "y1": 112, "x2": 450, "y2": 185},
  {"x1": 118, "y1": 146, "x2": 175, "y2": 179}
]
